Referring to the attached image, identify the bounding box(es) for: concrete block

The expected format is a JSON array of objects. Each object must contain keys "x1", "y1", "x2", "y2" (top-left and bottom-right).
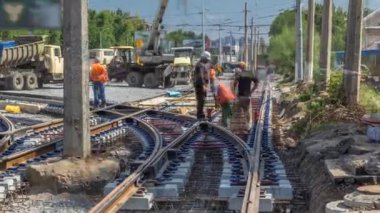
[
  {"x1": 0, "y1": 184, "x2": 7, "y2": 201},
  {"x1": 264, "y1": 184, "x2": 293, "y2": 200},
  {"x1": 147, "y1": 184, "x2": 178, "y2": 197},
  {"x1": 121, "y1": 192, "x2": 154, "y2": 210},
  {"x1": 19, "y1": 103, "x2": 43, "y2": 114},
  {"x1": 164, "y1": 178, "x2": 186, "y2": 191},
  {"x1": 259, "y1": 193, "x2": 274, "y2": 212},
  {"x1": 228, "y1": 194, "x2": 243, "y2": 211},
  {"x1": 219, "y1": 183, "x2": 245, "y2": 198},
  {"x1": 171, "y1": 168, "x2": 190, "y2": 179},
  {"x1": 177, "y1": 162, "x2": 192, "y2": 169}
]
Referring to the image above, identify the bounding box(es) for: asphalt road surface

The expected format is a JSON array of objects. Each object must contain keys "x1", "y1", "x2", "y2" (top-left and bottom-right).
[{"x1": 2, "y1": 83, "x2": 192, "y2": 103}]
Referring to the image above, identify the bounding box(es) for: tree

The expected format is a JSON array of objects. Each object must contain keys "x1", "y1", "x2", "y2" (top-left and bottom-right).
[
  {"x1": 267, "y1": 3, "x2": 347, "y2": 79},
  {"x1": 0, "y1": 9, "x2": 147, "y2": 49},
  {"x1": 166, "y1": 30, "x2": 200, "y2": 47}
]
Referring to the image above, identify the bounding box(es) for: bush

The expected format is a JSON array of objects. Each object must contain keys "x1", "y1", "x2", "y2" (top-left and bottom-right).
[
  {"x1": 328, "y1": 71, "x2": 344, "y2": 104},
  {"x1": 299, "y1": 93, "x2": 312, "y2": 102}
]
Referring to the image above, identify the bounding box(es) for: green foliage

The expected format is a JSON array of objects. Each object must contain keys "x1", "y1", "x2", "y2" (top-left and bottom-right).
[
  {"x1": 359, "y1": 84, "x2": 380, "y2": 113},
  {"x1": 328, "y1": 71, "x2": 344, "y2": 104},
  {"x1": 267, "y1": 27, "x2": 296, "y2": 77},
  {"x1": 88, "y1": 9, "x2": 146, "y2": 48},
  {"x1": 165, "y1": 30, "x2": 199, "y2": 47},
  {"x1": 268, "y1": 4, "x2": 347, "y2": 80},
  {"x1": 0, "y1": 9, "x2": 147, "y2": 49},
  {"x1": 299, "y1": 93, "x2": 312, "y2": 102}
]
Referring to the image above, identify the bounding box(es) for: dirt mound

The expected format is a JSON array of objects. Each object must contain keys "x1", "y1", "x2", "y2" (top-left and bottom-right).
[
  {"x1": 25, "y1": 157, "x2": 120, "y2": 194},
  {"x1": 315, "y1": 105, "x2": 366, "y2": 125}
]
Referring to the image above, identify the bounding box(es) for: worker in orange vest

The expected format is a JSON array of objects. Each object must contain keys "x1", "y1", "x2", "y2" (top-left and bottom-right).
[
  {"x1": 215, "y1": 83, "x2": 235, "y2": 128},
  {"x1": 90, "y1": 58, "x2": 109, "y2": 108},
  {"x1": 209, "y1": 65, "x2": 218, "y2": 108}
]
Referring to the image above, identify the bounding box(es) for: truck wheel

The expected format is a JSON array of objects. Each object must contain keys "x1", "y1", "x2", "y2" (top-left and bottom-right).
[
  {"x1": 143, "y1": 73, "x2": 159, "y2": 88},
  {"x1": 37, "y1": 78, "x2": 44, "y2": 88},
  {"x1": 126, "y1": 72, "x2": 143, "y2": 87},
  {"x1": 164, "y1": 76, "x2": 176, "y2": 88},
  {"x1": 7, "y1": 73, "x2": 24, "y2": 90},
  {"x1": 24, "y1": 73, "x2": 38, "y2": 90}
]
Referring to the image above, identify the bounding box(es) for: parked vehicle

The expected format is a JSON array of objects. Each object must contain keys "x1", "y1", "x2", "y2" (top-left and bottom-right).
[
  {"x1": 0, "y1": 35, "x2": 63, "y2": 90},
  {"x1": 171, "y1": 47, "x2": 194, "y2": 84},
  {"x1": 89, "y1": 49, "x2": 114, "y2": 65}
]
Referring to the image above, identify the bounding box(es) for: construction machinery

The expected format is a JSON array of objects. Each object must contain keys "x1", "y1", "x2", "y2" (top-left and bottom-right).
[
  {"x1": 171, "y1": 47, "x2": 194, "y2": 84},
  {"x1": 0, "y1": 35, "x2": 63, "y2": 90},
  {"x1": 107, "y1": 0, "x2": 177, "y2": 88}
]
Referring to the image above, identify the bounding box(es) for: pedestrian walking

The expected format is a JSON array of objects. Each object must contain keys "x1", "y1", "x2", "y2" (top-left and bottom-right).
[
  {"x1": 233, "y1": 61, "x2": 259, "y2": 130},
  {"x1": 193, "y1": 51, "x2": 211, "y2": 120},
  {"x1": 215, "y1": 83, "x2": 235, "y2": 128},
  {"x1": 90, "y1": 58, "x2": 108, "y2": 108}
]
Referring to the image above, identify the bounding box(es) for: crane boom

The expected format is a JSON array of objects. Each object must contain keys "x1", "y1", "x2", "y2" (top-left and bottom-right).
[{"x1": 146, "y1": 0, "x2": 169, "y2": 55}]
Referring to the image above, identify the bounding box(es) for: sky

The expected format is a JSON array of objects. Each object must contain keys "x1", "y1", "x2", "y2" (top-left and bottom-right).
[{"x1": 89, "y1": 0, "x2": 380, "y2": 40}]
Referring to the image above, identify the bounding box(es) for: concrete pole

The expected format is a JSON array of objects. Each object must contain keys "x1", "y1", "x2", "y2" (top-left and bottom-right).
[
  {"x1": 219, "y1": 25, "x2": 222, "y2": 64},
  {"x1": 305, "y1": 0, "x2": 315, "y2": 83},
  {"x1": 244, "y1": 2, "x2": 249, "y2": 67},
  {"x1": 295, "y1": 0, "x2": 304, "y2": 82},
  {"x1": 63, "y1": 0, "x2": 91, "y2": 158},
  {"x1": 319, "y1": 0, "x2": 332, "y2": 91},
  {"x1": 344, "y1": 0, "x2": 363, "y2": 105},
  {"x1": 250, "y1": 17, "x2": 254, "y2": 72},
  {"x1": 202, "y1": 0, "x2": 205, "y2": 52},
  {"x1": 254, "y1": 27, "x2": 258, "y2": 71}
]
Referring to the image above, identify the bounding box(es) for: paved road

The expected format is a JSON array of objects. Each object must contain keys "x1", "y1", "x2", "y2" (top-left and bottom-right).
[{"x1": 2, "y1": 83, "x2": 192, "y2": 103}]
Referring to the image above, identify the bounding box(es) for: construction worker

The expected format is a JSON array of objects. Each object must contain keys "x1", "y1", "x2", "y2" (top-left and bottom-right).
[
  {"x1": 209, "y1": 65, "x2": 218, "y2": 108},
  {"x1": 90, "y1": 58, "x2": 109, "y2": 108},
  {"x1": 215, "y1": 83, "x2": 235, "y2": 128},
  {"x1": 194, "y1": 51, "x2": 211, "y2": 120},
  {"x1": 233, "y1": 62, "x2": 259, "y2": 130}
]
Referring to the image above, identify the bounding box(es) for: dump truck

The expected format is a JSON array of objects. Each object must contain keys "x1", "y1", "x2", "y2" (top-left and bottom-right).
[{"x1": 0, "y1": 35, "x2": 63, "y2": 90}]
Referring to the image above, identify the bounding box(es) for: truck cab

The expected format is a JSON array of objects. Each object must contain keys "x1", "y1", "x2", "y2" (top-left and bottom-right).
[
  {"x1": 89, "y1": 49, "x2": 115, "y2": 65},
  {"x1": 107, "y1": 46, "x2": 138, "y2": 81},
  {"x1": 43, "y1": 45, "x2": 64, "y2": 81}
]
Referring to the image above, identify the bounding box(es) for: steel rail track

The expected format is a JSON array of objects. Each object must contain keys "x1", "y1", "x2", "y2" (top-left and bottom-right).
[
  {"x1": 0, "y1": 114, "x2": 15, "y2": 153},
  {"x1": 0, "y1": 107, "x2": 151, "y2": 171},
  {"x1": 241, "y1": 83, "x2": 269, "y2": 213},
  {"x1": 90, "y1": 121, "x2": 253, "y2": 213},
  {"x1": 0, "y1": 92, "x2": 64, "y2": 106},
  {"x1": 89, "y1": 111, "x2": 198, "y2": 213}
]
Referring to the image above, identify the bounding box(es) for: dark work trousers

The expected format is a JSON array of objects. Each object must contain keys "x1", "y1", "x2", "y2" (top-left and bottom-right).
[{"x1": 195, "y1": 85, "x2": 207, "y2": 119}]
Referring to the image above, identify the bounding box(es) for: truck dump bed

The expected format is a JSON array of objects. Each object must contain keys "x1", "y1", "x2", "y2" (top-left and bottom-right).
[{"x1": 0, "y1": 36, "x2": 46, "y2": 68}]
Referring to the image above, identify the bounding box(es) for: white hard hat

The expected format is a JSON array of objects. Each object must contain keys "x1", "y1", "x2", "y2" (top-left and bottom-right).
[{"x1": 201, "y1": 51, "x2": 211, "y2": 61}]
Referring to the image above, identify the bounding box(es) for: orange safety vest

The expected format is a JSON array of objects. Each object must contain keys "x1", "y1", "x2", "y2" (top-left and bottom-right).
[
  {"x1": 91, "y1": 63, "x2": 108, "y2": 83},
  {"x1": 209, "y1": 68, "x2": 216, "y2": 81},
  {"x1": 217, "y1": 83, "x2": 235, "y2": 104}
]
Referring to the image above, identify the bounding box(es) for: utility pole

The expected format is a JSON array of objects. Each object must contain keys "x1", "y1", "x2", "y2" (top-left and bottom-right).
[
  {"x1": 305, "y1": 0, "x2": 315, "y2": 83},
  {"x1": 250, "y1": 17, "x2": 254, "y2": 72},
  {"x1": 202, "y1": 0, "x2": 205, "y2": 52},
  {"x1": 295, "y1": 0, "x2": 304, "y2": 82},
  {"x1": 219, "y1": 24, "x2": 222, "y2": 64},
  {"x1": 254, "y1": 27, "x2": 259, "y2": 71},
  {"x1": 244, "y1": 2, "x2": 249, "y2": 67},
  {"x1": 319, "y1": 0, "x2": 332, "y2": 91},
  {"x1": 230, "y1": 31, "x2": 233, "y2": 62},
  {"x1": 344, "y1": 0, "x2": 364, "y2": 105},
  {"x1": 63, "y1": 0, "x2": 91, "y2": 158}
]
